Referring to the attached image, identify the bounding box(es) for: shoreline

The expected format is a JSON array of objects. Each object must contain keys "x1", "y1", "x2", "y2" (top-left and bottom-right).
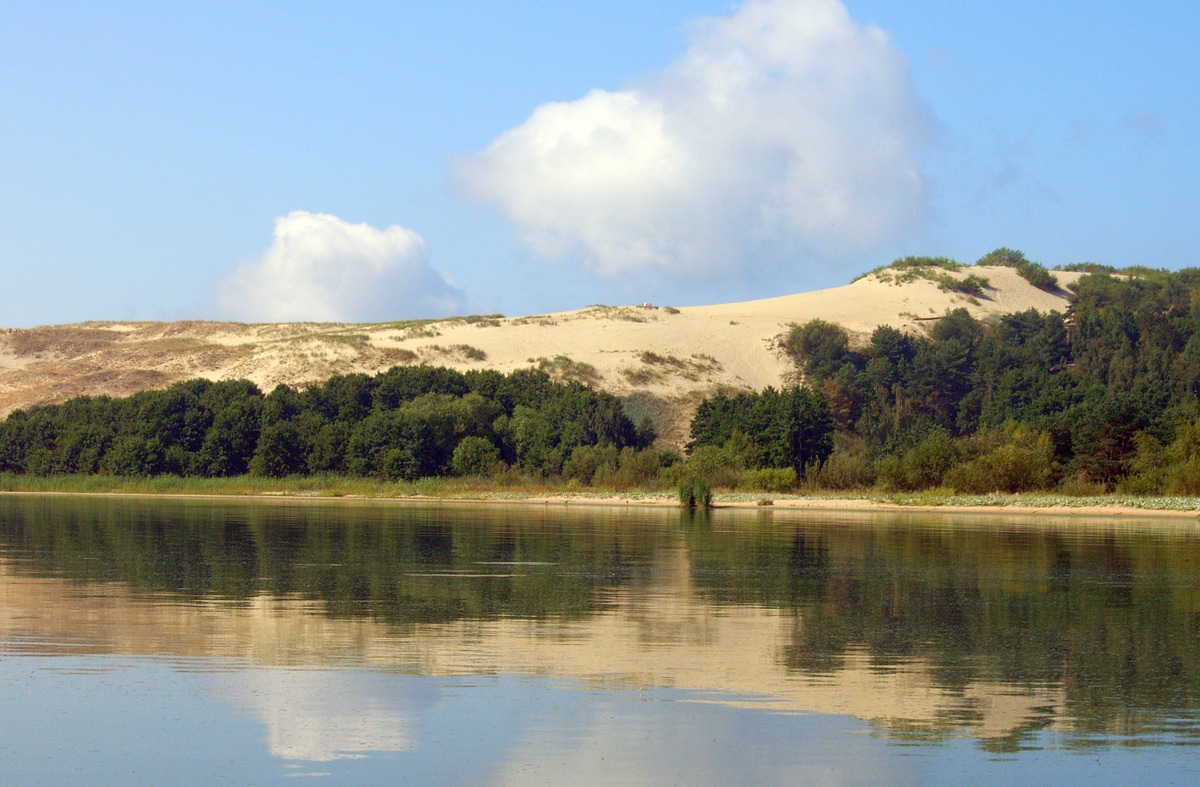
[{"x1": 5, "y1": 488, "x2": 1200, "y2": 521}]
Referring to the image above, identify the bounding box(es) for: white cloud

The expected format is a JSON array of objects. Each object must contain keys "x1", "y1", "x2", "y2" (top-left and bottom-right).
[
  {"x1": 218, "y1": 211, "x2": 468, "y2": 322},
  {"x1": 459, "y1": 0, "x2": 931, "y2": 278}
]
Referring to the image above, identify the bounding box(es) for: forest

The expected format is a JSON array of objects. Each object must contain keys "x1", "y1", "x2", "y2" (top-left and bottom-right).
[
  {"x1": 0, "y1": 366, "x2": 663, "y2": 482},
  {"x1": 2, "y1": 258, "x2": 1200, "y2": 497},
  {"x1": 780, "y1": 262, "x2": 1200, "y2": 495}
]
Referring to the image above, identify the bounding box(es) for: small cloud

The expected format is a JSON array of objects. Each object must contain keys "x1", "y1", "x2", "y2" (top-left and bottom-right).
[
  {"x1": 458, "y1": 0, "x2": 931, "y2": 279},
  {"x1": 1066, "y1": 119, "x2": 1091, "y2": 147},
  {"x1": 1120, "y1": 110, "x2": 1166, "y2": 140},
  {"x1": 218, "y1": 211, "x2": 467, "y2": 322}
]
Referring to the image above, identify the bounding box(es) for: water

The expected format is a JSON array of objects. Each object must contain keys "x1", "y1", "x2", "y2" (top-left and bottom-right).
[{"x1": 1, "y1": 494, "x2": 1199, "y2": 784}]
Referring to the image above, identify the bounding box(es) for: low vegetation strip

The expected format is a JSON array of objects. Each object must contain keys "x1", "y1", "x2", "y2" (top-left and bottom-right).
[
  {"x1": 4, "y1": 474, "x2": 1200, "y2": 515},
  {"x1": 4, "y1": 256, "x2": 1200, "y2": 511}
]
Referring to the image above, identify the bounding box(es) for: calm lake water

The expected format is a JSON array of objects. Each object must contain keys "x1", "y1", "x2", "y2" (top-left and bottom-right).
[{"x1": 2, "y1": 494, "x2": 1200, "y2": 784}]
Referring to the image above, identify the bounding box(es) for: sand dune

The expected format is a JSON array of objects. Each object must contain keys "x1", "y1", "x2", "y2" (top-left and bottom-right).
[{"x1": 0, "y1": 266, "x2": 1082, "y2": 445}]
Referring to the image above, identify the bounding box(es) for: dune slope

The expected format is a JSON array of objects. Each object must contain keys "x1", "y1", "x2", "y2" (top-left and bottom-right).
[{"x1": 0, "y1": 266, "x2": 1082, "y2": 446}]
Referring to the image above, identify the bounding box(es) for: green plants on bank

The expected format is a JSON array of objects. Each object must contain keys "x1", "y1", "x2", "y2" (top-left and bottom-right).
[
  {"x1": 678, "y1": 478, "x2": 712, "y2": 509},
  {"x1": 4, "y1": 471, "x2": 1200, "y2": 513}
]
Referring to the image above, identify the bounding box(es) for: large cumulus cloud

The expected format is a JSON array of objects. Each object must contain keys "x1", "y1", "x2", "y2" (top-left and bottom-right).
[
  {"x1": 218, "y1": 211, "x2": 467, "y2": 322},
  {"x1": 459, "y1": 0, "x2": 931, "y2": 278}
]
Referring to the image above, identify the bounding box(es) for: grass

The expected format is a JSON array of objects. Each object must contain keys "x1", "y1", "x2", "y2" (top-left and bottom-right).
[
  {"x1": 423, "y1": 344, "x2": 487, "y2": 362},
  {"x1": 622, "y1": 367, "x2": 664, "y2": 385},
  {"x1": 4, "y1": 473, "x2": 1200, "y2": 512},
  {"x1": 631, "y1": 351, "x2": 721, "y2": 382},
  {"x1": 0, "y1": 473, "x2": 677, "y2": 502},
  {"x1": 853, "y1": 256, "x2": 962, "y2": 283},
  {"x1": 510, "y1": 315, "x2": 558, "y2": 327},
  {"x1": 401, "y1": 325, "x2": 441, "y2": 339},
  {"x1": 869, "y1": 490, "x2": 1200, "y2": 511},
  {"x1": 535, "y1": 355, "x2": 600, "y2": 384},
  {"x1": 851, "y1": 256, "x2": 997, "y2": 300},
  {"x1": 445, "y1": 314, "x2": 505, "y2": 328},
  {"x1": 586, "y1": 305, "x2": 649, "y2": 323},
  {"x1": 286, "y1": 333, "x2": 370, "y2": 348}
]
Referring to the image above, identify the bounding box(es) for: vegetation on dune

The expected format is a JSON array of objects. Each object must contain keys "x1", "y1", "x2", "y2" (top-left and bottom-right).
[
  {"x1": 5, "y1": 256, "x2": 1200, "y2": 508},
  {"x1": 852, "y1": 247, "x2": 1070, "y2": 298},
  {"x1": 976, "y1": 247, "x2": 1060, "y2": 291},
  {"x1": 782, "y1": 266, "x2": 1200, "y2": 497}
]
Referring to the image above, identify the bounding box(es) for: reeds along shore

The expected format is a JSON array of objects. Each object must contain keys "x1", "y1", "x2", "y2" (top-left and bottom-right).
[{"x1": 3, "y1": 473, "x2": 1200, "y2": 518}]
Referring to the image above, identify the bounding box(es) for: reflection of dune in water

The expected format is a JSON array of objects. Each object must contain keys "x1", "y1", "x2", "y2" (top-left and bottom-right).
[{"x1": 0, "y1": 552, "x2": 1064, "y2": 752}]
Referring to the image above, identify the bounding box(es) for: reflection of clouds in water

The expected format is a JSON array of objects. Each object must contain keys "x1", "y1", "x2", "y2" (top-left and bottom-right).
[
  {"x1": 497, "y1": 691, "x2": 908, "y2": 786},
  {"x1": 216, "y1": 669, "x2": 427, "y2": 762}
]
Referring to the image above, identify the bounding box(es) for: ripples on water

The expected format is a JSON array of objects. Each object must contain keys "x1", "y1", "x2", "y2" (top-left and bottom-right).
[{"x1": 2, "y1": 495, "x2": 1199, "y2": 782}]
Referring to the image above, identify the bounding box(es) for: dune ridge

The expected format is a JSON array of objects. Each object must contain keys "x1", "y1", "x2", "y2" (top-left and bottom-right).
[{"x1": 0, "y1": 266, "x2": 1083, "y2": 445}]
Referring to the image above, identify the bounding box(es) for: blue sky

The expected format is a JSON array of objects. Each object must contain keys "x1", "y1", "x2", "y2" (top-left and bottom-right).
[{"x1": 2, "y1": 0, "x2": 1196, "y2": 327}]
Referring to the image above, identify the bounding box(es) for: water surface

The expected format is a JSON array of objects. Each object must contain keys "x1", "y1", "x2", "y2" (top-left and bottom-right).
[{"x1": 2, "y1": 495, "x2": 1199, "y2": 783}]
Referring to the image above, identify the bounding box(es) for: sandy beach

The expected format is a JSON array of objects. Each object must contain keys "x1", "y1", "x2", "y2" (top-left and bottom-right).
[{"x1": 7, "y1": 487, "x2": 1200, "y2": 522}]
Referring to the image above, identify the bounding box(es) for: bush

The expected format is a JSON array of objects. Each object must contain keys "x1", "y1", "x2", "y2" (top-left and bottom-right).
[
  {"x1": 891, "y1": 255, "x2": 961, "y2": 270},
  {"x1": 680, "y1": 444, "x2": 740, "y2": 488},
  {"x1": 678, "y1": 478, "x2": 712, "y2": 509},
  {"x1": 976, "y1": 247, "x2": 1058, "y2": 292},
  {"x1": 877, "y1": 429, "x2": 961, "y2": 491},
  {"x1": 806, "y1": 442, "x2": 876, "y2": 490},
  {"x1": 938, "y1": 273, "x2": 991, "y2": 296},
  {"x1": 1058, "y1": 473, "x2": 1109, "y2": 497},
  {"x1": 563, "y1": 444, "x2": 619, "y2": 484},
  {"x1": 945, "y1": 428, "x2": 1055, "y2": 493},
  {"x1": 738, "y1": 467, "x2": 797, "y2": 493},
  {"x1": 382, "y1": 448, "x2": 421, "y2": 481},
  {"x1": 607, "y1": 447, "x2": 672, "y2": 489},
  {"x1": 451, "y1": 436, "x2": 502, "y2": 477},
  {"x1": 1166, "y1": 459, "x2": 1200, "y2": 496},
  {"x1": 782, "y1": 320, "x2": 852, "y2": 378},
  {"x1": 249, "y1": 422, "x2": 305, "y2": 478},
  {"x1": 1116, "y1": 432, "x2": 1167, "y2": 495}
]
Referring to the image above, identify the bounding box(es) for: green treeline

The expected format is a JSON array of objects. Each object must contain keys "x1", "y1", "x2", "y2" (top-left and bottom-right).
[
  {"x1": 785, "y1": 264, "x2": 1200, "y2": 494},
  {"x1": 686, "y1": 386, "x2": 833, "y2": 490},
  {"x1": 5, "y1": 260, "x2": 1200, "y2": 497},
  {"x1": 0, "y1": 361, "x2": 836, "y2": 491},
  {"x1": 0, "y1": 366, "x2": 661, "y2": 482}
]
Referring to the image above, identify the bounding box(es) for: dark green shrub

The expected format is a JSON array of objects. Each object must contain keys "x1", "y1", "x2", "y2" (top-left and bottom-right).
[
  {"x1": 783, "y1": 320, "x2": 852, "y2": 378},
  {"x1": 607, "y1": 447, "x2": 670, "y2": 489},
  {"x1": 806, "y1": 436, "x2": 876, "y2": 490},
  {"x1": 976, "y1": 247, "x2": 1059, "y2": 291},
  {"x1": 451, "y1": 436, "x2": 502, "y2": 477},
  {"x1": 945, "y1": 428, "x2": 1055, "y2": 493},
  {"x1": 877, "y1": 429, "x2": 961, "y2": 491},
  {"x1": 938, "y1": 273, "x2": 991, "y2": 296},
  {"x1": 250, "y1": 422, "x2": 306, "y2": 478},
  {"x1": 563, "y1": 444, "x2": 619, "y2": 484},
  {"x1": 382, "y1": 447, "x2": 420, "y2": 481},
  {"x1": 891, "y1": 255, "x2": 961, "y2": 270},
  {"x1": 678, "y1": 478, "x2": 712, "y2": 509},
  {"x1": 680, "y1": 444, "x2": 740, "y2": 487}
]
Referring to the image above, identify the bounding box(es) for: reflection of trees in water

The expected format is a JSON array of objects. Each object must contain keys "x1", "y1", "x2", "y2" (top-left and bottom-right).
[
  {"x1": 684, "y1": 515, "x2": 1200, "y2": 746},
  {"x1": 0, "y1": 496, "x2": 668, "y2": 627},
  {"x1": 4, "y1": 496, "x2": 1200, "y2": 741}
]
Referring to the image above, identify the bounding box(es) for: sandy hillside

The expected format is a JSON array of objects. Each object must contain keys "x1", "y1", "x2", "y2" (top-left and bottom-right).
[{"x1": 0, "y1": 266, "x2": 1083, "y2": 446}]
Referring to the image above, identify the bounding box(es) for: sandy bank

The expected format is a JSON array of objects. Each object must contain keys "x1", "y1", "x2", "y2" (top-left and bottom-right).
[{"x1": 6, "y1": 488, "x2": 1200, "y2": 522}]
